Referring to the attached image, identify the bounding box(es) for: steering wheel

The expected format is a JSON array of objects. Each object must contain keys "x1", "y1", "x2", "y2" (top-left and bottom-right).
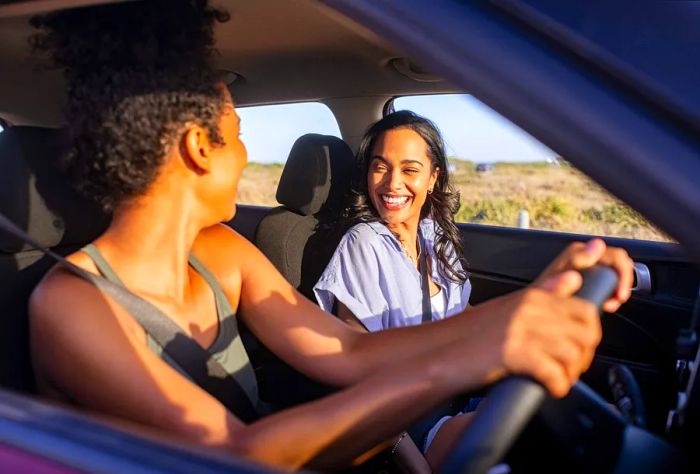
[{"x1": 440, "y1": 266, "x2": 619, "y2": 474}]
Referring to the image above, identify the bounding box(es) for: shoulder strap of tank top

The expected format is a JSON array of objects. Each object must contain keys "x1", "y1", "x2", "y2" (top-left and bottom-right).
[
  {"x1": 188, "y1": 253, "x2": 233, "y2": 317},
  {"x1": 0, "y1": 214, "x2": 258, "y2": 423},
  {"x1": 81, "y1": 244, "x2": 126, "y2": 286},
  {"x1": 188, "y1": 253, "x2": 260, "y2": 408}
]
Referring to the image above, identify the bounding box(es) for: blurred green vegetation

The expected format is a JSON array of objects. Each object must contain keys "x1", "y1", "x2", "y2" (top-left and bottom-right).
[{"x1": 240, "y1": 159, "x2": 671, "y2": 242}]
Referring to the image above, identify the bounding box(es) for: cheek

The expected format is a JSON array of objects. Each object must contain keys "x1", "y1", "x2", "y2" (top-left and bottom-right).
[
  {"x1": 367, "y1": 173, "x2": 380, "y2": 198},
  {"x1": 230, "y1": 143, "x2": 248, "y2": 179},
  {"x1": 367, "y1": 175, "x2": 377, "y2": 195},
  {"x1": 407, "y1": 176, "x2": 429, "y2": 199},
  {"x1": 238, "y1": 140, "x2": 249, "y2": 167}
]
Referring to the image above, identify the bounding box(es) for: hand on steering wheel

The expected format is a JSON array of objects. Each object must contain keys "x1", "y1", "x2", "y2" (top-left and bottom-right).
[{"x1": 441, "y1": 266, "x2": 620, "y2": 474}]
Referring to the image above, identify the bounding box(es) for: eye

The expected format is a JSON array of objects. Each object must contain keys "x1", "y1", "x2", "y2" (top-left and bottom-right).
[
  {"x1": 371, "y1": 161, "x2": 388, "y2": 172},
  {"x1": 404, "y1": 168, "x2": 419, "y2": 174}
]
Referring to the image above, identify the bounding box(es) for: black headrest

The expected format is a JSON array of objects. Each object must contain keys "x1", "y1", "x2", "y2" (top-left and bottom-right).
[
  {"x1": 276, "y1": 134, "x2": 355, "y2": 216},
  {"x1": 0, "y1": 126, "x2": 110, "y2": 253}
]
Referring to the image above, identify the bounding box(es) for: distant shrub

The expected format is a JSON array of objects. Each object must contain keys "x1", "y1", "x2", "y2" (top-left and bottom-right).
[
  {"x1": 581, "y1": 204, "x2": 648, "y2": 228},
  {"x1": 457, "y1": 196, "x2": 573, "y2": 227}
]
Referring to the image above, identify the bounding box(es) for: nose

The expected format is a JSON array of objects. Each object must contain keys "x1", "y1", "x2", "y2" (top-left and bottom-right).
[{"x1": 387, "y1": 168, "x2": 404, "y2": 192}]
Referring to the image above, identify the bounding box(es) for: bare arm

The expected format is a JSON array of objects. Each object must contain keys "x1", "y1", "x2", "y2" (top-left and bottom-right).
[
  {"x1": 208, "y1": 227, "x2": 632, "y2": 391},
  {"x1": 216, "y1": 227, "x2": 501, "y2": 386},
  {"x1": 29, "y1": 272, "x2": 478, "y2": 469},
  {"x1": 211, "y1": 226, "x2": 619, "y2": 393},
  {"x1": 337, "y1": 302, "x2": 369, "y2": 332}
]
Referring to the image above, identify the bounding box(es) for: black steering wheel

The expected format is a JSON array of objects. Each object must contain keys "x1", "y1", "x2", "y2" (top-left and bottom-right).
[{"x1": 440, "y1": 266, "x2": 619, "y2": 474}]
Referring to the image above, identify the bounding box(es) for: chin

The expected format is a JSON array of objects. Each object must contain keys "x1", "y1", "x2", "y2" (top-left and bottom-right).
[
  {"x1": 224, "y1": 204, "x2": 237, "y2": 222},
  {"x1": 378, "y1": 211, "x2": 410, "y2": 227}
]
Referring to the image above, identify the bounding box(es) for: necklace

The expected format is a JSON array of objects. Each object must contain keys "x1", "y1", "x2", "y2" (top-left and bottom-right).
[{"x1": 400, "y1": 236, "x2": 421, "y2": 266}]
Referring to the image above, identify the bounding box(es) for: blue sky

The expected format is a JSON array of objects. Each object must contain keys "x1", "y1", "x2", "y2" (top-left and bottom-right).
[{"x1": 238, "y1": 94, "x2": 558, "y2": 164}]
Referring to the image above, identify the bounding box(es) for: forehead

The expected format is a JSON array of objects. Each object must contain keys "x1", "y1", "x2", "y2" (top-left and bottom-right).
[{"x1": 371, "y1": 128, "x2": 429, "y2": 159}]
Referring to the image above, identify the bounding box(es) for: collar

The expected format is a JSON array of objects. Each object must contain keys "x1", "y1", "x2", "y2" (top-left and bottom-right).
[
  {"x1": 365, "y1": 218, "x2": 436, "y2": 239},
  {"x1": 365, "y1": 219, "x2": 445, "y2": 284}
]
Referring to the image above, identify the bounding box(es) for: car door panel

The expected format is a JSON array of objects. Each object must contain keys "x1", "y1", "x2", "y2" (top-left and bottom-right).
[{"x1": 460, "y1": 222, "x2": 699, "y2": 430}]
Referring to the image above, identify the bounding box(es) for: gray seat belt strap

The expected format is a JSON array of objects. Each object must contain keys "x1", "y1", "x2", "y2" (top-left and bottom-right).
[{"x1": 0, "y1": 213, "x2": 259, "y2": 423}]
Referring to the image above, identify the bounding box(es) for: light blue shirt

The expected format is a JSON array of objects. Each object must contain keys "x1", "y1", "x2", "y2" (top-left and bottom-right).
[{"x1": 314, "y1": 219, "x2": 471, "y2": 332}]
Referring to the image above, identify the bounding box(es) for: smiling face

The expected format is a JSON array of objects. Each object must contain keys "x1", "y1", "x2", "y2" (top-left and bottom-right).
[{"x1": 367, "y1": 127, "x2": 439, "y2": 229}]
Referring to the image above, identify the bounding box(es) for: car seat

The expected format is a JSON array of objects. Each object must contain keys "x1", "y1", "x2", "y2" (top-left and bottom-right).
[
  {"x1": 0, "y1": 126, "x2": 110, "y2": 392},
  {"x1": 252, "y1": 133, "x2": 356, "y2": 408},
  {"x1": 255, "y1": 133, "x2": 356, "y2": 301}
]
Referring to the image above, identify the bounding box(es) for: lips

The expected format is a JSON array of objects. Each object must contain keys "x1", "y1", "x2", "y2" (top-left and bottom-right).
[{"x1": 380, "y1": 194, "x2": 411, "y2": 210}]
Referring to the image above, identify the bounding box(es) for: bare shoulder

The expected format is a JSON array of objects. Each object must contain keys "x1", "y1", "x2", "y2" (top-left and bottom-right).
[
  {"x1": 29, "y1": 252, "x2": 146, "y2": 385},
  {"x1": 30, "y1": 248, "x2": 103, "y2": 319},
  {"x1": 192, "y1": 223, "x2": 269, "y2": 284},
  {"x1": 193, "y1": 222, "x2": 249, "y2": 255},
  {"x1": 30, "y1": 245, "x2": 113, "y2": 321}
]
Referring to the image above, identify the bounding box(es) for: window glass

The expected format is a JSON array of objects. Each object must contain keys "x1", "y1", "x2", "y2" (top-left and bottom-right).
[
  {"x1": 236, "y1": 102, "x2": 341, "y2": 206},
  {"x1": 391, "y1": 94, "x2": 670, "y2": 242}
]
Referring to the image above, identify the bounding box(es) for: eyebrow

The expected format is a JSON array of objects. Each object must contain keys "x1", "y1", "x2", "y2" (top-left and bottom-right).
[{"x1": 370, "y1": 156, "x2": 425, "y2": 167}]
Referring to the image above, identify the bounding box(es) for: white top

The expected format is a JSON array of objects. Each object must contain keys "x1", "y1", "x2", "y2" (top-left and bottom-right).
[{"x1": 430, "y1": 287, "x2": 447, "y2": 318}]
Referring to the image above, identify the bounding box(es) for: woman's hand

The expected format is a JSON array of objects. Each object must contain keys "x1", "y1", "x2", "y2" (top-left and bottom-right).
[
  {"x1": 533, "y1": 238, "x2": 634, "y2": 313},
  {"x1": 466, "y1": 271, "x2": 602, "y2": 398}
]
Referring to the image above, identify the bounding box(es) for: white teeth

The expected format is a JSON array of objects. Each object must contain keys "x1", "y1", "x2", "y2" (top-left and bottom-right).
[{"x1": 382, "y1": 195, "x2": 409, "y2": 205}]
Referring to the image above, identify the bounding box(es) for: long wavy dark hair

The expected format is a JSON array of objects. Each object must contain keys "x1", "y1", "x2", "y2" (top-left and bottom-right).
[{"x1": 344, "y1": 110, "x2": 469, "y2": 284}]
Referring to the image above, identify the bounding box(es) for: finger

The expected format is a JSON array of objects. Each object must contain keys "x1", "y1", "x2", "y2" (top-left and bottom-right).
[
  {"x1": 597, "y1": 248, "x2": 634, "y2": 304},
  {"x1": 568, "y1": 238, "x2": 606, "y2": 269},
  {"x1": 525, "y1": 313, "x2": 600, "y2": 380},
  {"x1": 542, "y1": 339, "x2": 585, "y2": 383},
  {"x1": 527, "y1": 352, "x2": 573, "y2": 398},
  {"x1": 602, "y1": 299, "x2": 621, "y2": 313},
  {"x1": 566, "y1": 302, "x2": 602, "y2": 376},
  {"x1": 535, "y1": 270, "x2": 582, "y2": 297}
]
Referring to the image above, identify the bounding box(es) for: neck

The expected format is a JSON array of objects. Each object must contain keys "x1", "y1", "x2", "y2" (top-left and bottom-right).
[
  {"x1": 387, "y1": 217, "x2": 421, "y2": 260},
  {"x1": 94, "y1": 189, "x2": 208, "y2": 302}
]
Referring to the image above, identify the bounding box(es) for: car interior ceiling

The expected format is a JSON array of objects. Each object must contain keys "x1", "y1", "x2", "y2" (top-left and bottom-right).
[{"x1": 0, "y1": 0, "x2": 459, "y2": 127}]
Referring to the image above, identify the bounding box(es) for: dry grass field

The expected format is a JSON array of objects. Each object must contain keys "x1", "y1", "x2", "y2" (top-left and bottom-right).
[{"x1": 237, "y1": 160, "x2": 671, "y2": 242}]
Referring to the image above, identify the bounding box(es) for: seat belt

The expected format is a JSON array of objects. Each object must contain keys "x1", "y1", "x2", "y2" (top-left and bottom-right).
[
  {"x1": 419, "y1": 230, "x2": 432, "y2": 324},
  {"x1": 0, "y1": 213, "x2": 259, "y2": 423}
]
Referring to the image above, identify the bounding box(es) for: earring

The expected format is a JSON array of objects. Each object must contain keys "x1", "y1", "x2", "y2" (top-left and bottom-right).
[{"x1": 428, "y1": 188, "x2": 433, "y2": 194}]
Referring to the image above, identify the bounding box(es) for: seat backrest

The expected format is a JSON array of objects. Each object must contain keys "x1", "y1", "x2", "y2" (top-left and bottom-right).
[
  {"x1": 254, "y1": 133, "x2": 355, "y2": 300},
  {"x1": 251, "y1": 133, "x2": 355, "y2": 409},
  {"x1": 0, "y1": 126, "x2": 110, "y2": 392}
]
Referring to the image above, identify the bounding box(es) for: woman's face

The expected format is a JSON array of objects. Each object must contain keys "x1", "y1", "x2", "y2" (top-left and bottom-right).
[
  {"x1": 206, "y1": 88, "x2": 248, "y2": 221},
  {"x1": 367, "y1": 128, "x2": 438, "y2": 228}
]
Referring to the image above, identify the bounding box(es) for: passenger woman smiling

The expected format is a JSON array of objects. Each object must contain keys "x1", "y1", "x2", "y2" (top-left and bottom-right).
[
  {"x1": 314, "y1": 112, "x2": 472, "y2": 467},
  {"x1": 315, "y1": 111, "x2": 470, "y2": 334}
]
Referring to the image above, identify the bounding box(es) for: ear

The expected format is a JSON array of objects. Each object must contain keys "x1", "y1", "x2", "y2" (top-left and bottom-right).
[
  {"x1": 428, "y1": 166, "x2": 440, "y2": 193},
  {"x1": 183, "y1": 126, "x2": 212, "y2": 173}
]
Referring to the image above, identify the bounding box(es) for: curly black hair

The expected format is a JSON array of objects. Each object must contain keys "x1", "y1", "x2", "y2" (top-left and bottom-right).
[
  {"x1": 30, "y1": 0, "x2": 229, "y2": 212},
  {"x1": 344, "y1": 110, "x2": 469, "y2": 284}
]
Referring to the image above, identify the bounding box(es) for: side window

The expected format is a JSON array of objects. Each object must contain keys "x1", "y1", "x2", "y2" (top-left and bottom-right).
[
  {"x1": 236, "y1": 102, "x2": 341, "y2": 206},
  {"x1": 391, "y1": 94, "x2": 669, "y2": 242}
]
